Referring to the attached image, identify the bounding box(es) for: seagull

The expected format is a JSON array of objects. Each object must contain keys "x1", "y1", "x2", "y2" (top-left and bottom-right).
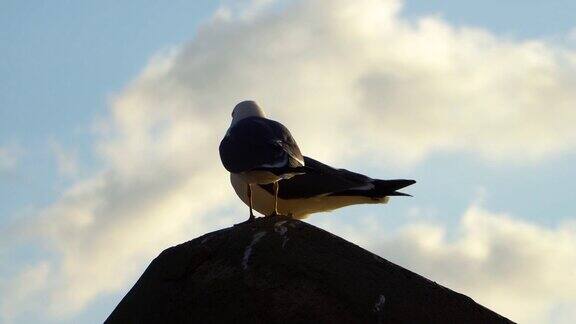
[
  {"x1": 219, "y1": 100, "x2": 308, "y2": 222},
  {"x1": 230, "y1": 156, "x2": 416, "y2": 219}
]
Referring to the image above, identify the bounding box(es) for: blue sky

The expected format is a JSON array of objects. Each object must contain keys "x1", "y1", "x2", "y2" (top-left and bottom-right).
[
  {"x1": 405, "y1": 0, "x2": 576, "y2": 38},
  {"x1": 1, "y1": 1, "x2": 575, "y2": 323},
  {"x1": 1, "y1": 0, "x2": 220, "y2": 216}
]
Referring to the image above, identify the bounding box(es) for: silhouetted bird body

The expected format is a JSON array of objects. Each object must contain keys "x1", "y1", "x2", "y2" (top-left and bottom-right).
[{"x1": 220, "y1": 100, "x2": 416, "y2": 221}]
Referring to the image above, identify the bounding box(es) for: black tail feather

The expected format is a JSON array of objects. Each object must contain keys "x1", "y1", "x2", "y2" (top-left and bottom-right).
[
  {"x1": 373, "y1": 179, "x2": 416, "y2": 193},
  {"x1": 329, "y1": 179, "x2": 416, "y2": 198},
  {"x1": 387, "y1": 191, "x2": 413, "y2": 197}
]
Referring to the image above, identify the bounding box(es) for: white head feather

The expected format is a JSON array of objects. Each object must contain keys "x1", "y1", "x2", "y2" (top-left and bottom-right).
[{"x1": 231, "y1": 100, "x2": 266, "y2": 126}]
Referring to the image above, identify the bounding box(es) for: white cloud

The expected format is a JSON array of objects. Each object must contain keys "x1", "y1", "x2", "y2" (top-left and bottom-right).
[
  {"x1": 0, "y1": 262, "x2": 50, "y2": 323},
  {"x1": 3, "y1": 0, "x2": 576, "y2": 322},
  {"x1": 315, "y1": 206, "x2": 576, "y2": 324},
  {"x1": 0, "y1": 144, "x2": 21, "y2": 173},
  {"x1": 49, "y1": 140, "x2": 79, "y2": 178},
  {"x1": 568, "y1": 27, "x2": 576, "y2": 43},
  {"x1": 109, "y1": 0, "x2": 576, "y2": 165}
]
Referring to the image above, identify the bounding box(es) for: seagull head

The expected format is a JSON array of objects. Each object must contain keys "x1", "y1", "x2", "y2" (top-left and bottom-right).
[{"x1": 231, "y1": 100, "x2": 266, "y2": 125}]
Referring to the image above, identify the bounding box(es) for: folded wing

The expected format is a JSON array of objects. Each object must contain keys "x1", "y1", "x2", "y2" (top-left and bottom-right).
[
  {"x1": 219, "y1": 117, "x2": 304, "y2": 173},
  {"x1": 259, "y1": 156, "x2": 415, "y2": 199}
]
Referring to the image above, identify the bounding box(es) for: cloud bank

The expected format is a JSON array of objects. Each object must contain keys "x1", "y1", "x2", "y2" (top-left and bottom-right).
[
  {"x1": 2, "y1": 0, "x2": 576, "y2": 322},
  {"x1": 331, "y1": 206, "x2": 576, "y2": 324}
]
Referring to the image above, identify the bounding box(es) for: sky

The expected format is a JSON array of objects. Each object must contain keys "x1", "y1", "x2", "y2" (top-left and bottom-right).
[{"x1": 1, "y1": 0, "x2": 575, "y2": 323}]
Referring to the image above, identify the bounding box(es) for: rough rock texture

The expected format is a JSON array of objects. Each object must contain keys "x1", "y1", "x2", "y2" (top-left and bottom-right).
[{"x1": 106, "y1": 215, "x2": 514, "y2": 323}]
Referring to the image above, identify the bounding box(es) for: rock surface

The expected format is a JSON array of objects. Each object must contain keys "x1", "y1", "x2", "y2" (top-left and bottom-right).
[{"x1": 106, "y1": 215, "x2": 514, "y2": 323}]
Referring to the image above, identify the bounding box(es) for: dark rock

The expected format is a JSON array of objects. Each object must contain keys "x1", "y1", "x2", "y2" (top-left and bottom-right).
[{"x1": 106, "y1": 215, "x2": 514, "y2": 323}]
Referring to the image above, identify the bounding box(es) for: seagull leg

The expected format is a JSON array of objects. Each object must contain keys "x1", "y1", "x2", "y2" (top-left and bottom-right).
[
  {"x1": 272, "y1": 181, "x2": 279, "y2": 216},
  {"x1": 247, "y1": 183, "x2": 255, "y2": 222}
]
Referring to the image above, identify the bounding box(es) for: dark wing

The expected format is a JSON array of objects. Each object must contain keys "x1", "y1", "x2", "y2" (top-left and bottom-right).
[
  {"x1": 260, "y1": 156, "x2": 416, "y2": 199},
  {"x1": 259, "y1": 156, "x2": 371, "y2": 199},
  {"x1": 219, "y1": 117, "x2": 303, "y2": 173}
]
